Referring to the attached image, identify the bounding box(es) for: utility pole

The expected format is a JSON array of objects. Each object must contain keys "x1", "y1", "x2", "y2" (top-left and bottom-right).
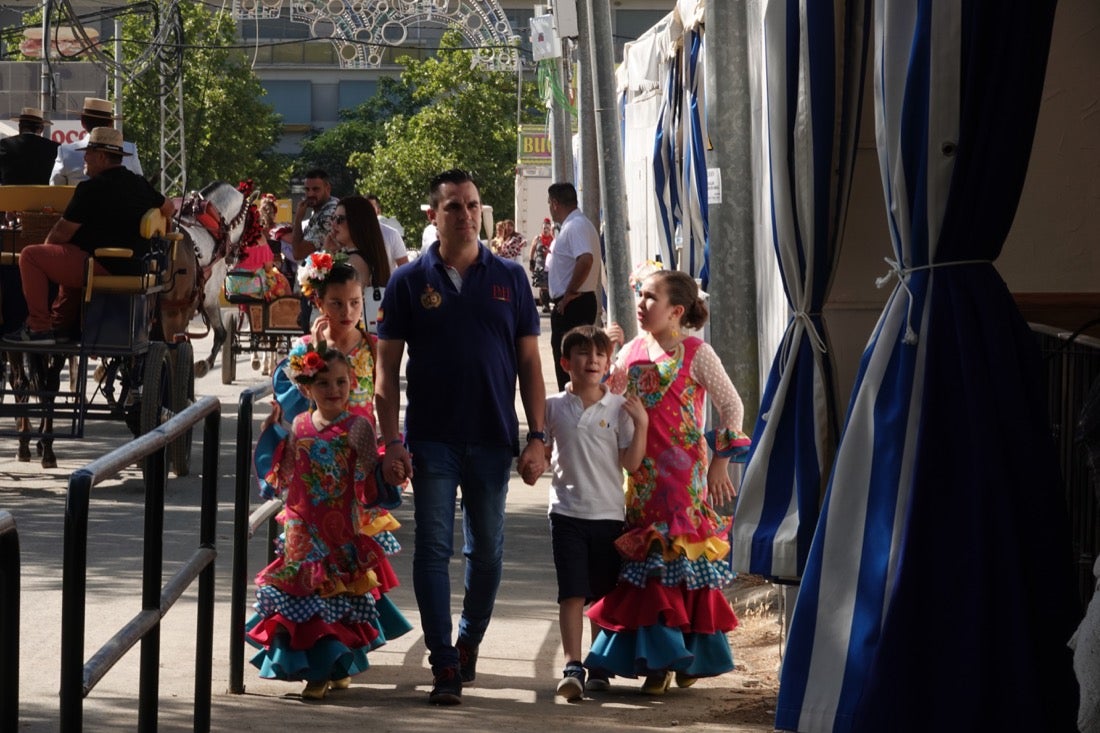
[
  {"x1": 550, "y1": 53, "x2": 574, "y2": 183},
  {"x1": 585, "y1": 0, "x2": 634, "y2": 339},
  {"x1": 573, "y1": 0, "x2": 601, "y2": 221},
  {"x1": 704, "y1": 1, "x2": 759, "y2": 426}
]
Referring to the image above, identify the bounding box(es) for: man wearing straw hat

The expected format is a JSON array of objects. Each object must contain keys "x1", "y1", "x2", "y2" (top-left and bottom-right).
[
  {"x1": 4, "y1": 127, "x2": 168, "y2": 344},
  {"x1": 0, "y1": 107, "x2": 59, "y2": 185},
  {"x1": 49, "y1": 97, "x2": 142, "y2": 185}
]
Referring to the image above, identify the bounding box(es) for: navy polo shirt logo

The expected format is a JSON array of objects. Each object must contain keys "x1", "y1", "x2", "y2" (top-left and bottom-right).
[
  {"x1": 492, "y1": 284, "x2": 511, "y2": 302},
  {"x1": 420, "y1": 284, "x2": 442, "y2": 309}
]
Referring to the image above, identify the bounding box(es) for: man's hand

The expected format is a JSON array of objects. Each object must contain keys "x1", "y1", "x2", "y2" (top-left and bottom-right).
[
  {"x1": 382, "y1": 443, "x2": 412, "y2": 485},
  {"x1": 554, "y1": 291, "x2": 577, "y2": 314},
  {"x1": 517, "y1": 440, "x2": 547, "y2": 485}
]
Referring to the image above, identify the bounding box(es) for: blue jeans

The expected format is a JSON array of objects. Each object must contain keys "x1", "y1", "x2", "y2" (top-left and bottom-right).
[{"x1": 408, "y1": 440, "x2": 513, "y2": 673}]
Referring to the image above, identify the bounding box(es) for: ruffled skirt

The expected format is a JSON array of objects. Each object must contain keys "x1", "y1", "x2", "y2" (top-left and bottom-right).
[{"x1": 585, "y1": 525, "x2": 739, "y2": 679}]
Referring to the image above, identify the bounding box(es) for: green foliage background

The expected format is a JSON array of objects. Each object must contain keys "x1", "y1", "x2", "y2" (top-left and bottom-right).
[
  {"x1": 302, "y1": 30, "x2": 544, "y2": 240},
  {"x1": 121, "y1": 3, "x2": 284, "y2": 195}
]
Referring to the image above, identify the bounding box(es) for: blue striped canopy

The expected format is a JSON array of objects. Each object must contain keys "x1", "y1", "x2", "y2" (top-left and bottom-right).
[
  {"x1": 652, "y1": 27, "x2": 710, "y2": 285},
  {"x1": 776, "y1": 2, "x2": 1079, "y2": 731},
  {"x1": 732, "y1": 0, "x2": 869, "y2": 582}
]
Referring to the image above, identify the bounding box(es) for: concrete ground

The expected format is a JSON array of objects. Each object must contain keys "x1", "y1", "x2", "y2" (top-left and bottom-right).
[{"x1": 1, "y1": 313, "x2": 780, "y2": 732}]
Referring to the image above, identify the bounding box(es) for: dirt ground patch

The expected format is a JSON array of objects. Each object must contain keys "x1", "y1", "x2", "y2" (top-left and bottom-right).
[{"x1": 716, "y1": 574, "x2": 783, "y2": 728}]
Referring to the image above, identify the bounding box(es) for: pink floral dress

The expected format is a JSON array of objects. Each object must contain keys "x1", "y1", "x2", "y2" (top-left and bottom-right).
[
  {"x1": 585, "y1": 335, "x2": 751, "y2": 679},
  {"x1": 247, "y1": 411, "x2": 386, "y2": 682},
  {"x1": 285, "y1": 333, "x2": 410, "y2": 641}
]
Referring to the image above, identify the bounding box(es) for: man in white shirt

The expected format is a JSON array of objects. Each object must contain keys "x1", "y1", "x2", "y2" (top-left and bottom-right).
[
  {"x1": 546, "y1": 182, "x2": 601, "y2": 391},
  {"x1": 49, "y1": 97, "x2": 142, "y2": 184}
]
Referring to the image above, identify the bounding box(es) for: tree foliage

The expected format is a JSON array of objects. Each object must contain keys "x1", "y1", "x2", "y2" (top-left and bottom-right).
[
  {"x1": 121, "y1": 2, "x2": 284, "y2": 194},
  {"x1": 350, "y1": 30, "x2": 544, "y2": 239},
  {"x1": 297, "y1": 77, "x2": 416, "y2": 197}
]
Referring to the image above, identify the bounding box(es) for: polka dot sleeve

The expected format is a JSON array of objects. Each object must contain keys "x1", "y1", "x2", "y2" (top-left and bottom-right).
[{"x1": 690, "y1": 342, "x2": 751, "y2": 458}]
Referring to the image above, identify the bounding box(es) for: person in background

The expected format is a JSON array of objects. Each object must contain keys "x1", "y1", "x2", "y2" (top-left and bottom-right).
[
  {"x1": 529, "y1": 217, "x2": 554, "y2": 314},
  {"x1": 49, "y1": 97, "x2": 142, "y2": 185},
  {"x1": 5, "y1": 127, "x2": 169, "y2": 344},
  {"x1": 288, "y1": 168, "x2": 339, "y2": 262},
  {"x1": 546, "y1": 182, "x2": 601, "y2": 391},
  {"x1": 365, "y1": 193, "x2": 409, "y2": 272},
  {"x1": 0, "y1": 107, "x2": 59, "y2": 185},
  {"x1": 325, "y1": 195, "x2": 391, "y2": 289},
  {"x1": 420, "y1": 203, "x2": 438, "y2": 251},
  {"x1": 491, "y1": 219, "x2": 527, "y2": 270},
  {"x1": 375, "y1": 168, "x2": 548, "y2": 706}
]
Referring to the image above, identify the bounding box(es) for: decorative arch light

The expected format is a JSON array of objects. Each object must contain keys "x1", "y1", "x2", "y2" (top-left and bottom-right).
[{"x1": 233, "y1": 0, "x2": 518, "y2": 70}]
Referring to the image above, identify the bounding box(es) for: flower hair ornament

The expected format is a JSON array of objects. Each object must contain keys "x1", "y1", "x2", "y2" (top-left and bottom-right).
[
  {"x1": 297, "y1": 251, "x2": 348, "y2": 299},
  {"x1": 628, "y1": 259, "x2": 665, "y2": 296},
  {"x1": 286, "y1": 339, "x2": 342, "y2": 385}
]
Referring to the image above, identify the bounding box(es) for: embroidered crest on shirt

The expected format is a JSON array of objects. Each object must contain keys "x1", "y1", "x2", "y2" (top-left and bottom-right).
[
  {"x1": 420, "y1": 285, "x2": 442, "y2": 309},
  {"x1": 492, "y1": 284, "x2": 511, "y2": 302}
]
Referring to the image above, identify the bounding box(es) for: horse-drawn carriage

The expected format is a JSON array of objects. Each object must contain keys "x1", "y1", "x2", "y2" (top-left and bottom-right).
[
  {"x1": 0, "y1": 180, "x2": 269, "y2": 479},
  {"x1": 0, "y1": 184, "x2": 195, "y2": 480}
]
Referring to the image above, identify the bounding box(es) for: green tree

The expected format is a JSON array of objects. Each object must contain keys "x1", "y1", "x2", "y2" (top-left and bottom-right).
[
  {"x1": 298, "y1": 77, "x2": 417, "y2": 197},
  {"x1": 121, "y1": 2, "x2": 284, "y2": 194},
  {"x1": 350, "y1": 30, "x2": 543, "y2": 239}
]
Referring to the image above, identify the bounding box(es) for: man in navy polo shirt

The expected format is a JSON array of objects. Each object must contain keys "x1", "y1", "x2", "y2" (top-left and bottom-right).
[{"x1": 376, "y1": 169, "x2": 548, "y2": 706}]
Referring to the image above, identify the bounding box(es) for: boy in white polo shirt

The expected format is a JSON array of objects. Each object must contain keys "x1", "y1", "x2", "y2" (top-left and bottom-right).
[{"x1": 545, "y1": 325, "x2": 648, "y2": 700}]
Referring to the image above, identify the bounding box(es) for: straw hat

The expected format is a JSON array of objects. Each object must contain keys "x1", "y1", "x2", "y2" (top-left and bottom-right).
[
  {"x1": 75, "y1": 127, "x2": 131, "y2": 156},
  {"x1": 12, "y1": 107, "x2": 47, "y2": 124},
  {"x1": 80, "y1": 97, "x2": 119, "y2": 120}
]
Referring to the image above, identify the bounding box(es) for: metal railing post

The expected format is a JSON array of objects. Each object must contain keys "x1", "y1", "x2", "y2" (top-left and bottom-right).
[
  {"x1": 60, "y1": 469, "x2": 93, "y2": 732},
  {"x1": 0, "y1": 511, "x2": 20, "y2": 731},
  {"x1": 230, "y1": 383, "x2": 271, "y2": 694},
  {"x1": 195, "y1": 410, "x2": 220, "y2": 731},
  {"x1": 58, "y1": 397, "x2": 220, "y2": 732}
]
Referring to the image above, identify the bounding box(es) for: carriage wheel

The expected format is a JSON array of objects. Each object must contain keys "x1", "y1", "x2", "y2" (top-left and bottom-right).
[
  {"x1": 140, "y1": 342, "x2": 171, "y2": 485},
  {"x1": 221, "y1": 310, "x2": 237, "y2": 385},
  {"x1": 170, "y1": 341, "x2": 195, "y2": 477}
]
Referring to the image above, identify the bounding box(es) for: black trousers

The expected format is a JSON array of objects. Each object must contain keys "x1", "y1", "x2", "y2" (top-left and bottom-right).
[{"x1": 549, "y1": 290, "x2": 598, "y2": 391}]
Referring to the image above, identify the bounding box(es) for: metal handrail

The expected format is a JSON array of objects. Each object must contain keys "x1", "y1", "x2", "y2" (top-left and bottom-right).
[
  {"x1": 0, "y1": 510, "x2": 20, "y2": 731},
  {"x1": 60, "y1": 395, "x2": 220, "y2": 732},
  {"x1": 228, "y1": 382, "x2": 276, "y2": 694}
]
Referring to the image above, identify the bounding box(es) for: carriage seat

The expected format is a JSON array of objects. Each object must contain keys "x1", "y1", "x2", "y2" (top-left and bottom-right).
[{"x1": 84, "y1": 208, "x2": 183, "y2": 302}]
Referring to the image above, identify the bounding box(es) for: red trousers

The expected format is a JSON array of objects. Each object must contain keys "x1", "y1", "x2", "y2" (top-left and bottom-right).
[{"x1": 17, "y1": 242, "x2": 100, "y2": 333}]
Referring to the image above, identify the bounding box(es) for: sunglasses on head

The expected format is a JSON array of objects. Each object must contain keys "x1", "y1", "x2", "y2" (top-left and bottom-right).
[{"x1": 333, "y1": 214, "x2": 347, "y2": 224}]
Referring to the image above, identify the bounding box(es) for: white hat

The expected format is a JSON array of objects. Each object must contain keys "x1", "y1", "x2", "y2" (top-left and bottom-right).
[
  {"x1": 75, "y1": 127, "x2": 131, "y2": 156},
  {"x1": 12, "y1": 107, "x2": 47, "y2": 124},
  {"x1": 80, "y1": 97, "x2": 118, "y2": 119}
]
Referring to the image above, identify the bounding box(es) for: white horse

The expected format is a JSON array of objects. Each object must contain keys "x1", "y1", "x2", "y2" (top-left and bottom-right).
[{"x1": 170, "y1": 181, "x2": 252, "y2": 376}]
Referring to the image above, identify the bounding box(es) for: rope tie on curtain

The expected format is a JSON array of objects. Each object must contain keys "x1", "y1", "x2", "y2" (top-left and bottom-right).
[
  {"x1": 791, "y1": 311, "x2": 827, "y2": 354},
  {"x1": 874, "y1": 257, "x2": 994, "y2": 345}
]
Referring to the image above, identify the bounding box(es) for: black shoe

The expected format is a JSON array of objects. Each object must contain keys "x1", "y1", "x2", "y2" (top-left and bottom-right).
[
  {"x1": 429, "y1": 667, "x2": 462, "y2": 705},
  {"x1": 556, "y1": 663, "x2": 585, "y2": 701},
  {"x1": 586, "y1": 669, "x2": 611, "y2": 692},
  {"x1": 456, "y1": 638, "x2": 479, "y2": 684},
  {"x1": 3, "y1": 325, "x2": 56, "y2": 345}
]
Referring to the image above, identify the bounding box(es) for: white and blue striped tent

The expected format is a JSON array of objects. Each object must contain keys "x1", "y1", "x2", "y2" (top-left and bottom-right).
[
  {"x1": 775, "y1": 1, "x2": 1079, "y2": 731},
  {"x1": 652, "y1": 21, "x2": 710, "y2": 285},
  {"x1": 731, "y1": 0, "x2": 869, "y2": 583}
]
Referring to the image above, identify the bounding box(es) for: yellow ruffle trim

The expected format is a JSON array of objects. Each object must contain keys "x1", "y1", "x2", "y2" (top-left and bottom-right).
[
  {"x1": 320, "y1": 568, "x2": 379, "y2": 598},
  {"x1": 631, "y1": 527, "x2": 730, "y2": 562},
  {"x1": 360, "y1": 511, "x2": 401, "y2": 536}
]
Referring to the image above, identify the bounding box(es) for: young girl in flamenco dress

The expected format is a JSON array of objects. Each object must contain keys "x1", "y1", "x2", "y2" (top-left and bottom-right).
[
  {"x1": 247, "y1": 343, "x2": 389, "y2": 700},
  {"x1": 584, "y1": 268, "x2": 751, "y2": 695},
  {"x1": 252, "y1": 254, "x2": 411, "y2": 696}
]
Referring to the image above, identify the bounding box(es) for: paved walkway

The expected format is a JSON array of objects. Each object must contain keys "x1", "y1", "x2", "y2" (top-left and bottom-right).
[{"x1": 2, "y1": 315, "x2": 779, "y2": 732}]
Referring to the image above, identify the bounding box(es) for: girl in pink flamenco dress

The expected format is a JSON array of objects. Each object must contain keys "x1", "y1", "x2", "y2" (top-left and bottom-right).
[
  {"x1": 585, "y1": 269, "x2": 751, "y2": 695},
  {"x1": 247, "y1": 344, "x2": 389, "y2": 700}
]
